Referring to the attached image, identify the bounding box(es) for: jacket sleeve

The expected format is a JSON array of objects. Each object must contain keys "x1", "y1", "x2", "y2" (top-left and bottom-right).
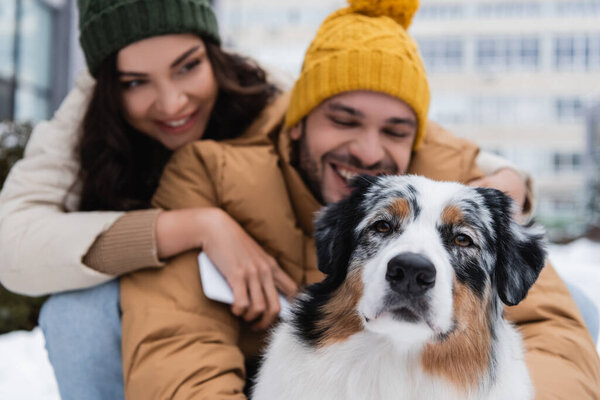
[
  {"x1": 0, "y1": 72, "x2": 123, "y2": 296},
  {"x1": 121, "y1": 142, "x2": 248, "y2": 400},
  {"x1": 83, "y1": 209, "x2": 164, "y2": 275},
  {"x1": 505, "y1": 262, "x2": 600, "y2": 399}
]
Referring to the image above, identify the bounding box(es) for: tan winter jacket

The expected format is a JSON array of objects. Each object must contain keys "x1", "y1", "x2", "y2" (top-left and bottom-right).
[{"x1": 121, "y1": 93, "x2": 600, "y2": 399}]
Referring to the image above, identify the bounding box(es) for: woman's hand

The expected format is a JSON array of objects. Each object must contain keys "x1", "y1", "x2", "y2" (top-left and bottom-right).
[
  {"x1": 155, "y1": 208, "x2": 298, "y2": 330},
  {"x1": 155, "y1": 208, "x2": 210, "y2": 259},
  {"x1": 199, "y1": 208, "x2": 298, "y2": 330}
]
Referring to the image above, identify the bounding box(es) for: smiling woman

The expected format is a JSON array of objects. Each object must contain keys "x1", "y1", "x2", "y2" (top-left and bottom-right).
[
  {"x1": 0, "y1": 0, "x2": 287, "y2": 399},
  {"x1": 79, "y1": 33, "x2": 275, "y2": 212},
  {"x1": 117, "y1": 36, "x2": 219, "y2": 150}
]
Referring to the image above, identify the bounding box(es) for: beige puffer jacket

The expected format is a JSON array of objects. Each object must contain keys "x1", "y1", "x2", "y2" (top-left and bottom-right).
[{"x1": 0, "y1": 72, "x2": 122, "y2": 295}]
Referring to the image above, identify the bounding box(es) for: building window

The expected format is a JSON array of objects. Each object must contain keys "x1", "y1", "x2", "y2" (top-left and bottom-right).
[
  {"x1": 0, "y1": 0, "x2": 16, "y2": 120},
  {"x1": 477, "y1": 2, "x2": 540, "y2": 17},
  {"x1": 519, "y1": 38, "x2": 540, "y2": 67},
  {"x1": 555, "y1": 36, "x2": 585, "y2": 70},
  {"x1": 417, "y1": 4, "x2": 463, "y2": 20},
  {"x1": 555, "y1": 35, "x2": 600, "y2": 71},
  {"x1": 417, "y1": 38, "x2": 464, "y2": 72},
  {"x1": 590, "y1": 35, "x2": 600, "y2": 70},
  {"x1": 471, "y1": 96, "x2": 549, "y2": 124},
  {"x1": 590, "y1": 104, "x2": 600, "y2": 161},
  {"x1": 428, "y1": 95, "x2": 469, "y2": 124},
  {"x1": 476, "y1": 37, "x2": 540, "y2": 71},
  {"x1": 555, "y1": 98, "x2": 585, "y2": 122},
  {"x1": 0, "y1": 0, "x2": 56, "y2": 122},
  {"x1": 0, "y1": 80, "x2": 11, "y2": 120},
  {"x1": 553, "y1": 152, "x2": 584, "y2": 172},
  {"x1": 552, "y1": 198, "x2": 577, "y2": 212},
  {"x1": 555, "y1": 1, "x2": 600, "y2": 16}
]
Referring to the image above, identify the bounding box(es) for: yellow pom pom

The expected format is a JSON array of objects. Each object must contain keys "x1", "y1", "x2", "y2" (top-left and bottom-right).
[{"x1": 347, "y1": 0, "x2": 419, "y2": 29}]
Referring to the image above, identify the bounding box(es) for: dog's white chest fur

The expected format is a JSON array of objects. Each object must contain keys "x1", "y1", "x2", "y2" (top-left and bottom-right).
[{"x1": 253, "y1": 322, "x2": 532, "y2": 400}]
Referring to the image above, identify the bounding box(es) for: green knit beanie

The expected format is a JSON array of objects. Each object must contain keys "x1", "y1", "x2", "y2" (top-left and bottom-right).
[{"x1": 78, "y1": 0, "x2": 221, "y2": 77}]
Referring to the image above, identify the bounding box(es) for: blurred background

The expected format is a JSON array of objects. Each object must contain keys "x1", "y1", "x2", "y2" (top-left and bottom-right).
[{"x1": 0, "y1": 1, "x2": 599, "y2": 397}]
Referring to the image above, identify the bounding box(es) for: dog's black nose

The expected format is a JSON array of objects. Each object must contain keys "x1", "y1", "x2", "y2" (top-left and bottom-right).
[{"x1": 386, "y1": 253, "x2": 436, "y2": 295}]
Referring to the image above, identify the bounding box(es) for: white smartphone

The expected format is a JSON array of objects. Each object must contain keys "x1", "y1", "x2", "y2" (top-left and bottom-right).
[{"x1": 197, "y1": 252, "x2": 292, "y2": 320}]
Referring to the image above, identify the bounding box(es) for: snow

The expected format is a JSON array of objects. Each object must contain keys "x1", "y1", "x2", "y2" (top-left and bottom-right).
[
  {"x1": 0, "y1": 328, "x2": 59, "y2": 400},
  {"x1": 0, "y1": 239, "x2": 599, "y2": 399},
  {"x1": 549, "y1": 239, "x2": 600, "y2": 337}
]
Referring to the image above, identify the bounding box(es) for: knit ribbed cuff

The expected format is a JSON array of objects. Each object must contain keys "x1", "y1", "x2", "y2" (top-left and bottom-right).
[{"x1": 83, "y1": 209, "x2": 164, "y2": 276}]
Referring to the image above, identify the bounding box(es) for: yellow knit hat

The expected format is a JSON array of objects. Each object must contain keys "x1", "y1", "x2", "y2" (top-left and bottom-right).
[{"x1": 285, "y1": 0, "x2": 430, "y2": 149}]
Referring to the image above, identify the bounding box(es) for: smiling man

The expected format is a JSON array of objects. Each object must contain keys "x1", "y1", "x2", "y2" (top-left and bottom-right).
[
  {"x1": 293, "y1": 91, "x2": 417, "y2": 204},
  {"x1": 120, "y1": 0, "x2": 600, "y2": 399}
]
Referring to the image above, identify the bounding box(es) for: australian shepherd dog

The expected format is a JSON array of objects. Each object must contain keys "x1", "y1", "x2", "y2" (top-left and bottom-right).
[{"x1": 253, "y1": 175, "x2": 546, "y2": 400}]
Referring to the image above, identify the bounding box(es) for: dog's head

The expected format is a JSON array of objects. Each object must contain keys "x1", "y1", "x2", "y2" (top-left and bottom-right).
[{"x1": 298, "y1": 175, "x2": 546, "y2": 348}]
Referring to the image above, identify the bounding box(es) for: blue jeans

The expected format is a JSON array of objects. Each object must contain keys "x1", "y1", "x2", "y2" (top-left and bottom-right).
[
  {"x1": 39, "y1": 280, "x2": 124, "y2": 400},
  {"x1": 38, "y1": 279, "x2": 598, "y2": 400}
]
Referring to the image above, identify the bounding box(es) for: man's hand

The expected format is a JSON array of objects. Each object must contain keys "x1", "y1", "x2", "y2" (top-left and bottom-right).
[{"x1": 469, "y1": 168, "x2": 527, "y2": 215}]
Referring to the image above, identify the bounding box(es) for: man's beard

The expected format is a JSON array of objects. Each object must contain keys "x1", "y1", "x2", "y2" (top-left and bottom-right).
[{"x1": 297, "y1": 131, "x2": 325, "y2": 204}]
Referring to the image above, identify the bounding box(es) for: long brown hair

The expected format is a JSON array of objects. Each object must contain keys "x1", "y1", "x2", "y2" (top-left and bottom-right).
[{"x1": 77, "y1": 40, "x2": 278, "y2": 212}]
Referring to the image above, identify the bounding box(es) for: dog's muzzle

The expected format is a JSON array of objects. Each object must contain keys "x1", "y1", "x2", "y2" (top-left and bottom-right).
[{"x1": 386, "y1": 253, "x2": 436, "y2": 296}]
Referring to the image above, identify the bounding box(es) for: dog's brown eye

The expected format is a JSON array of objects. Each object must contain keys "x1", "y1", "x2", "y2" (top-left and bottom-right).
[
  {"x1": 374, "y1": 220, "x2": 392, "y2": 234},
  {"x1": 454, "y1": 234, "x2": 472, "y2": 247}
]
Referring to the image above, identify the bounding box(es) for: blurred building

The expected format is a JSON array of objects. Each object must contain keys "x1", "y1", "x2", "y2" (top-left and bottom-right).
[
  {"x1": 0, "y1": 0, "x2": 83, "y2": 123},
  {"x1": 2, "y1": 0, "x2": 598, "y2": 239},
  {"x1": 587, "y1": 102, "x2": 600, "y2": 229},
  {"x1": 215, "y1": 0, "x2": 346, "y2": 76},
  {"x1": 216, "y1": 0, "x2": 600, "y2": 239},
  {"x1": 411, "y1": 0, "x2": 600, "y2": 239}
]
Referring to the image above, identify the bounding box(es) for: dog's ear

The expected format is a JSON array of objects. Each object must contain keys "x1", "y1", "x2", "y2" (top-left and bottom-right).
[
  {"x1": 476, "y1": 188, "x2": 547, "y2": 306},
  {"x1": 314, "y1": 177, "x2": 372, "y2": 276},
  {"x1": 314, "y1": 201, "x2": 357, "y2": 276}
]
